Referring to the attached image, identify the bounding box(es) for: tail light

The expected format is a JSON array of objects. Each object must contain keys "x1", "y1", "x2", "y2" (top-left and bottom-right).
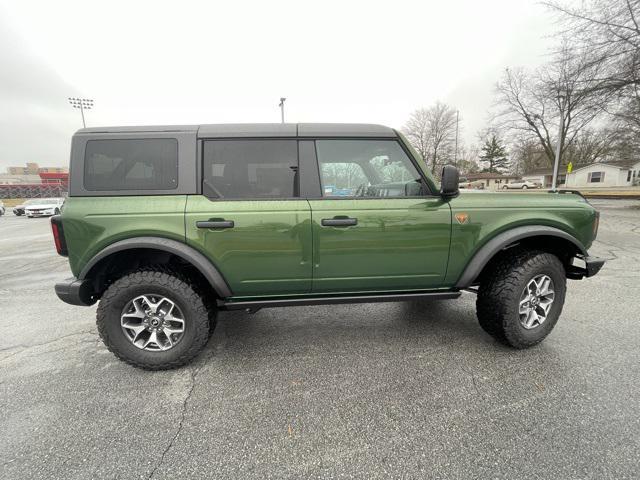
[
  {"x1": 51, "y1": 215, "x2": 68, "y2": 256},
  {"x1": 593, "y1": 211, "x2": 600, "y2": 240}
]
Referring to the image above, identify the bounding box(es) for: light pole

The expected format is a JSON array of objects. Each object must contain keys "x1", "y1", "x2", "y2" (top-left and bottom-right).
[
  {"x1": 68, "y1": 97, "x2": 94, "y2": 128},
  {"x1": 551, "y1": 93, "x2": 566, "y2": 191},
  {"x1": 279, "y1": 97, "x2": 286, "y2": 123},
  {"x1": 453, "y1": 109, "x2": 459, "y2": 166}
]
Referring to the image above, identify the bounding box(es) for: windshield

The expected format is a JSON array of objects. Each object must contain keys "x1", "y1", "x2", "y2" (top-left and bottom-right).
[{"x1": 396, "y1": 132, "x2": 439, "y2": 190}]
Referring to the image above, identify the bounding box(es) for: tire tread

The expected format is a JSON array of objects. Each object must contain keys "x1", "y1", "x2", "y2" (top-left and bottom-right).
[
  {"x1": 96, "y1": 266, "x2": 213, "y2": 370},
  {"x1": 476, "y1": 249, "x2": 566, "y2": 348}
]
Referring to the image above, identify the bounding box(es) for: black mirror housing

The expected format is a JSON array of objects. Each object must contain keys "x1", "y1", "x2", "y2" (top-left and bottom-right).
[{"x1": 440, "y1": 165, "x2": 460, "y2": 198}]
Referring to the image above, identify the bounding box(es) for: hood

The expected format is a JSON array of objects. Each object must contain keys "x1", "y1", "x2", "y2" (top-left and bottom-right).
[{"x1": 451, "y1": 190, "x2": 591, "y2": 209}]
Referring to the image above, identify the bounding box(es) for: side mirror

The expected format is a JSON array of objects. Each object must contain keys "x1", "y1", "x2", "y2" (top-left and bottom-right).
[
  {"x1": 404, "y1": 179, "x2": 423, "y2": 196},
  {"x1": 440, "y1": 165, "x2": 460, "y2": 198}
]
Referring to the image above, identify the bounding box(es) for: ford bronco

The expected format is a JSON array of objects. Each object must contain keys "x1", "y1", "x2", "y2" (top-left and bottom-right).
[{"x1": 52, "y1": 123, "x2": 604, "y2": 369}]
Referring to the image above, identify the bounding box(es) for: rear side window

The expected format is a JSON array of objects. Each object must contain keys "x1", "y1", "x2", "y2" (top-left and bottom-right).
[
  {"x1": 203, "y1": 140, "x2": 298, "y2": 198},
  {"x1": 84, "y1": 139, "x2": 178, "y2": 191}
]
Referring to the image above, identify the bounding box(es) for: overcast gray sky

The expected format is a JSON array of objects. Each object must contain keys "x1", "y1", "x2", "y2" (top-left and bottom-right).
[{"x1": 0, "y1": 0, "x2": 555, "y2": 170}]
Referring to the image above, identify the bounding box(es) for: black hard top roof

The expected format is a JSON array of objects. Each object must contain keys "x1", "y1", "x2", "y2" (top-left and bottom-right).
[{"x1": 76, "y1": 123, "x2": 397, "y2": 138}]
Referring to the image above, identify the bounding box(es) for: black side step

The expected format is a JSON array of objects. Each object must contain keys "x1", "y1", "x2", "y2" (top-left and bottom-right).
[{"x1": 219, "y1": 291, "x2": 461, "y2": 312}]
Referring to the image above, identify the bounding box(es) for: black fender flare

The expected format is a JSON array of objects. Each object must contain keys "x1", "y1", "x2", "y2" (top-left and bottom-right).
[
  {"x1": 79, "y1": 236, "x2": 232, "y2": 298},
  {"x1": 454, "y1": 225, "x2": 588, "y2": 289}
]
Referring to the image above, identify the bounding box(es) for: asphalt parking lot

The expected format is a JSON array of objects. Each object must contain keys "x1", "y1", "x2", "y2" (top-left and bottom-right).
[{"x1": 1, "y1": 199, "x2": 639, "y2": 480}]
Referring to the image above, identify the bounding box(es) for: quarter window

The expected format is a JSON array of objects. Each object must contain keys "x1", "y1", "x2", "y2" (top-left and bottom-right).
[
  {"x1": 203, "y1": 140, "x2": 298, "y2": 198},
  {"x1": 84, "y1": 139, "x2": 178, "y2": 191},
  {"x1": 315, "y1": 140, "x2": 424, "y2": 198}
]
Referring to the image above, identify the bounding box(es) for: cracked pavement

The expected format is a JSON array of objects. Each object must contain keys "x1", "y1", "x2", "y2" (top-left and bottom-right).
[{"x1": 1, "y1": 199, "x2": 639, "y2": 479}]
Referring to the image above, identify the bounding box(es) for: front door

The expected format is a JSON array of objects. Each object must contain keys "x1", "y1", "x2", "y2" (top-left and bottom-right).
[
  {"x1": 308, "y1": 139, "x2": 451, "y2": 293},
  {"x1": 185, "y1": 139, "x2": 312, "y2": 297}
]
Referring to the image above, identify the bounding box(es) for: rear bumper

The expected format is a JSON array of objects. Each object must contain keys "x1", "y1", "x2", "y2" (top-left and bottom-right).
[
  {"x1": 567, "y1": 256, "x2": 605, "y2": 280},
  {"x1": 55, "y1": 277, "x2": 97, "y2": 306}
]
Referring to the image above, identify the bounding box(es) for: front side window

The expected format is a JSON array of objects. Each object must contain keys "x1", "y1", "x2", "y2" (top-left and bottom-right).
[
  {"x1": 84, "y1": 139, "x2": 178, "y2": 191},
  {"x1": 315, "y1": 140, "x2": 424, "y2": 198},
  {"x1": 588, "y1": 171, "x2": 605, "y2": 183},
  {"x1": 203, "y1": 140, "x2": 298, "y2": 199}
]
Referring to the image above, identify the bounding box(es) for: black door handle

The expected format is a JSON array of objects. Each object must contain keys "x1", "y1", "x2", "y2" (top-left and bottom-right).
[
  {"x1": 196, "y1": 220, "x2": 234, "y2": 229},
  {"x1": 321, "y1": 217, "x2": 357, "y2": 227}
]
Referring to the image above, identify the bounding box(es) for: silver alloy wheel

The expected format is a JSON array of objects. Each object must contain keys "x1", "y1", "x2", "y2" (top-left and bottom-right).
[
  {"x1": 519, "y1": 274, "x2": 555, "y2": 329},
  {"x1": 120, "y1": 294, "x2": 186, "y2": 351}
]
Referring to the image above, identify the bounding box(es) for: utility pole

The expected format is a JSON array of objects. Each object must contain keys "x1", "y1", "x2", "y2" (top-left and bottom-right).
[
  {"x1": 551, "y1": 94, "x2": 565, "y2": 191},
  {"x1": 279, "y1": 97, "x2": 286, "y2": 123},
  {"x1": 453, "y1": 109, "x2": 459, "y2": 166},
  {"x1": 68, "y1": 97, "x2": 94, "y2": 128}
]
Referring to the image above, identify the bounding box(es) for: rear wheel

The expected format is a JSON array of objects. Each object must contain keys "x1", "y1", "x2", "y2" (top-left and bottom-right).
[
  {"x1": 522, "y1": 185, "x2": 528, "y2": 189},
  {"x1": 96, "y1": 268, "x2": 213, "y2": 370},
  {"x1": 502, "y1": 185, "x2": 508, "y2": 189},
  {"x1": 476, "y1": 250, "x2": 566, "y2": 348}
]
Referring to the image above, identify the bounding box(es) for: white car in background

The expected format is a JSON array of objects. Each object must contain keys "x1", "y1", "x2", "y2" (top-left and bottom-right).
[
  {"x1": 0, "y1": 200, "x2": 5, "y2": 216},
  {"x1": 24, "y1": 198, "x2": 65, "y2": 218},
  {"x1": 502, "y1": 180, "x2": 541, "y2": 190}
]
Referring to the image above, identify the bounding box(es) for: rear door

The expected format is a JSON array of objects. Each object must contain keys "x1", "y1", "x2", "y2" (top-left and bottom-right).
[
  {"x1": 185, "y1": 139, "x2": 312, "y2": 297},
  {"x1": 308, "y1": 139, "x2": 451, "y2": 293}
]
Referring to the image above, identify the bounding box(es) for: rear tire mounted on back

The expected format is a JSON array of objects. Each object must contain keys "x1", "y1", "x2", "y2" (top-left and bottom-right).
[
  {"x1": 96, "y1": 268, "x2": 216, "y2": 370},
  {"x1": 476, "y1": 249, "x2": 566, "y2": 348}
]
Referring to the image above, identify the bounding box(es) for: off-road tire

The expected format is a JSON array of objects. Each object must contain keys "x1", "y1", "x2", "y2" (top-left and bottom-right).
[
  {"x1": 96, "y1": 268, "x2": 212, "y2": 370},
  {"x1": 476, "y1": 249, "x2": 566, "y2": 348}
]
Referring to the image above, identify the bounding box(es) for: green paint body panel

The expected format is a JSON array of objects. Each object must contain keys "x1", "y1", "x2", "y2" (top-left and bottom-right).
[
  {"x1": 443, "y1": 191, "x2": 597, "y2": 285},
  {"x1": 308, "y1": 198, "x2": 451, "y2": 292},
  {"x1": 60, "y1": 190, "x2": 597, "y2": 300},
  {"x1": 184, "y1": 196, "x2": 312, "y2": 296},
  {"x1": 61, "y1": 196, "x2": 188, "y2": 277}
]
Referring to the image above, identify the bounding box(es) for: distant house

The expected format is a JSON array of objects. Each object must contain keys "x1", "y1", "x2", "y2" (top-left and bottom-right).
[
  {"x1": 565, "y1": 160, "x2": 640, "y2": 188},
  {"x1": 463, "y1": 172, "x2": 520, "y2": 191},
  {"x1": 522, "y1": 167, "x2": 568, "y2": 188}
]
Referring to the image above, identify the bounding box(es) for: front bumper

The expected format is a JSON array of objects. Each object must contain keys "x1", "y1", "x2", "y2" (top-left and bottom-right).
[
  {"x1": 55, "y1": 277, "x2": 97, "y2": 306},
  {"x1": 567, "y1": 256, "x2": 606, "y2": 280},
  {"x1": 584, "y1": 256, "x2": 605, "y2": 277},
  {"x1": 26, "y1": 210, "x2": 56, "y2": 217}
]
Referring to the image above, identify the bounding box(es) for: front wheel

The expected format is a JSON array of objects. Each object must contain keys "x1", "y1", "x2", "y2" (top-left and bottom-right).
[
  {"x1": 522, "y1": 185, "x2": 528, "y2": 189},
  {"x1": 476, "y1": 250, "x2": 566, "y2": 348},
  {"x1": 96, "y1": 268, "x2": 213, "y2": 370}
]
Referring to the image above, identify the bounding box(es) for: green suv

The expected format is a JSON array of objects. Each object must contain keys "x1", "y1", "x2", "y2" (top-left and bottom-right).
[{"x1": 52, "y1": 123, "x2": 604, "y2": 369}]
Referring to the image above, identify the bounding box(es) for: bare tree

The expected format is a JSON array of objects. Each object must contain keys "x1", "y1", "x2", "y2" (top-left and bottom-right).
[
  {"x1": 403, "y1": 102, "x2": 458, "y2": 173},
  {"x1": 545, "y1": 0, "x2": 640, "y2": 97},
  {"x1": 509, "y1": 136, "x2": 548, "y2": 176},
  {"x1": 455, "y1": 144, "x2": 481, "y2": 174},
  {"x1": 563, "y1": 128, "x2": 615, "y2": 166},
  {"x1": 494, "y1": 44, "x2": 609, "y2": 167}
]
